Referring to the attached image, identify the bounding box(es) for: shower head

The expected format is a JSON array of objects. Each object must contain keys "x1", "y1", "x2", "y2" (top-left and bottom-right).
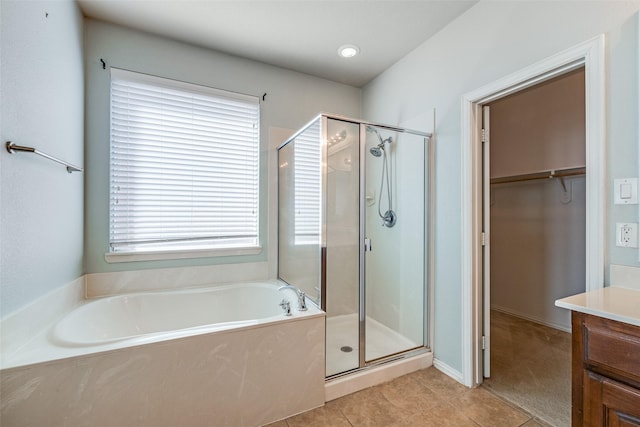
[
  {"x1": 370, "y1": 146, "x2": 383, "y2": 157},
  {"x1": 367, "y1": 126, "x2": 392, "y2": 157}
]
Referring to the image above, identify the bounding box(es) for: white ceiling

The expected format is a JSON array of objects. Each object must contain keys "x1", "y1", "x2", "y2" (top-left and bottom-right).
[{"x1": 77, "y1": 0, "x2": 477, "y2": 87}]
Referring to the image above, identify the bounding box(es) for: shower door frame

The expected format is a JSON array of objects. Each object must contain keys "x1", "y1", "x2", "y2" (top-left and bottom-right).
[
  {"x1": 277, "y1": 113, "x2": 435, "y2": 379},
  {"x1": 334, "y1": 114, "x2": 434, "y2": 376}
]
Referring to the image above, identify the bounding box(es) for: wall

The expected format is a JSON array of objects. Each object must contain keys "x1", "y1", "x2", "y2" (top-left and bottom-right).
[
  {"x1": 84, "y1": 20, "x2": 361, "y2": 279},
  {"x1": 362, "y1": 1, "x2": 640, "y2": 376},
  {"x1": 490, "y1": 177, "x2": 586, "y2": 331},
  {"x1": 489, "y1": 68, "x2": 586, "y2": 178},
  {"x1": 0, "y1": 0, "x2": 84, "y2": 318}
]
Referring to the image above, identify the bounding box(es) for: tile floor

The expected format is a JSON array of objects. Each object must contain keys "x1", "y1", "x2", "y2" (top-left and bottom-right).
[{"x1": 264, "y1": 366, "x2": 552, "y2": 427}]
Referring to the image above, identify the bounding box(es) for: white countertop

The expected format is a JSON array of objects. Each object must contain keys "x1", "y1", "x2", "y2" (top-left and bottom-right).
[{"x1": 555, "y1": 286, "x2": 640, "y2": 327}]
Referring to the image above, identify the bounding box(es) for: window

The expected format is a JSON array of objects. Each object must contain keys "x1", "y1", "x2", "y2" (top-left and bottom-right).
[
  {"x1": 294, "y1": 120, "x2": 322, "y2": 245},
  {"x1": 109, "y1": 68, "x2": 260, "y2": 256}
]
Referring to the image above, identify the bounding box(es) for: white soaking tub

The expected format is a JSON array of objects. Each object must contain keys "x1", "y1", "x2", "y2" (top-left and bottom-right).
[
  {"x1": 53, "y1": 282, "x2": 291, "y2": 346},
  {"x1": 1, "y1": 280, "x2": 325, "y2": 427}
]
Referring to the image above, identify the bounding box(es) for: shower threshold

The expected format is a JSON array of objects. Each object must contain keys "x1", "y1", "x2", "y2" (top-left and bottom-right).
[
  {"x1": 324, "y1": 313, "x2": 432, "y2": 400},
  {"x1": 324, "y1": 350, "x2": 432, "y2": 401}
]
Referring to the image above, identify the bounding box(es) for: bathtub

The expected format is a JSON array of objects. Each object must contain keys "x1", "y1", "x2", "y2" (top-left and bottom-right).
[
  {"x1": 53, "y1": 282, "x2": 294, "y2": 346},
  {"x1": 1, "y1": 280, "x2": 326, "y2": 427}
]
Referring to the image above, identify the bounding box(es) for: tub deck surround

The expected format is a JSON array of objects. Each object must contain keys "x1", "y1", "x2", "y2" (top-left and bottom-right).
[
  {"x1": 1, "y1": 281, "x2": 325, "y2": 427},
  {"x1": 1, "y1": 280, "x2": 320, "y2": 370},
  {"x1": 54, "y1": 282, "x2": 292, "y2": 346}
]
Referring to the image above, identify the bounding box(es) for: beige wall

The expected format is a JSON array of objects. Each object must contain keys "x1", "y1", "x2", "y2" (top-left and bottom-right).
[{"x1": 489, "y1": 68, "x2": 586, "y2": 178}]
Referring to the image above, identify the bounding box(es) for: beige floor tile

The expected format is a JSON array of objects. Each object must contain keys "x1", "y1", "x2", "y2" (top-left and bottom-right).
[
  {"x1": 450, "y1": 387, "x2": 531, "y2": 427},
  {"x1": 331, "y1": 386, "x2": 406, "y2": 426},
  {"x1": 262, "y1": 420, "x2": 288, "y2": 427},
  {"x1": 412, "y1": 367, "x2": 469, "y2": 398},
  {"x1": 285, "y1": 401, "x2": 351, "y2": 427},
  {"x1": 400, "y1": 402, "x2": 481, "y2": 427},
  {"x1": 519, "y1": 419, "x2": 551, "y2": 427},
  {"x1": 272, "y1": 367, "x2": 550, "y2": 427},
  {"x1": 375, "y1": 372, "x2": 448, "y2": 415}
]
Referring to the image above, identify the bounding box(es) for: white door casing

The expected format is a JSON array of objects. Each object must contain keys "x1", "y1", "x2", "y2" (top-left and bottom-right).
[
  {"x1": 482, "y1": 105, "x2": 491, "y2": 380},
  {"x1": 460, "y1": 35, "x2": 605, "y2": 387}
]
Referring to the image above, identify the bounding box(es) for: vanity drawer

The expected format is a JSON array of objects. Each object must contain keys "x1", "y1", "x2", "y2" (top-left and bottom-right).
[{"x1": 583, "y1": 317, "x2": 640, "y2": 381}]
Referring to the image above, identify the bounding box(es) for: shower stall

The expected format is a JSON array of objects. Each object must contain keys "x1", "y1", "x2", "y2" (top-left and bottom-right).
[{"x1": 278, "y1": 114, "x2": 432, "y2": 379}]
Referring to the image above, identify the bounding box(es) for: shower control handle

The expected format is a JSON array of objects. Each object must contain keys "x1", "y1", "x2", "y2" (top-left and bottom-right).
[{"x1": 364, "y1": 238, "x2": 372, "y2": 252}]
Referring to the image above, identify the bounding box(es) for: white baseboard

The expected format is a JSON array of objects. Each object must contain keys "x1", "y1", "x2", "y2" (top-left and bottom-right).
[
  {"x1": 432, "y1": 358, "x2": 465, "y2": 386},
  {"x1": 491, "y1": 305, "x2": 571, "y2": 333}
]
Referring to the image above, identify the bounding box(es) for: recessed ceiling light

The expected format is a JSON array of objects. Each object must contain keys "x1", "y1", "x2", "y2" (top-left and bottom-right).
[{"x1": 338, "y1": 44, "x2": 360, "y2": 58}]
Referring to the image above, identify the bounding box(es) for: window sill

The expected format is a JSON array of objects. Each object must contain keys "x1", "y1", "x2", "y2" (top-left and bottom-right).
[{"x1": 104, "y1": 245, "x2": 263, "y2": 263}]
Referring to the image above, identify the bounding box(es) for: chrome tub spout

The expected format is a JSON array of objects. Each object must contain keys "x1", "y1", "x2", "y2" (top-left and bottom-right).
[{"x1": 278, "y1": 285, "x2": 308, "y2": 311}]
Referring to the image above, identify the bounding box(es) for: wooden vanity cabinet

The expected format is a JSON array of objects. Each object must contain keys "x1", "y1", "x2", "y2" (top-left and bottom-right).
[{"x1": 572, "y1": 311, "x2": 640, "y2": 426}]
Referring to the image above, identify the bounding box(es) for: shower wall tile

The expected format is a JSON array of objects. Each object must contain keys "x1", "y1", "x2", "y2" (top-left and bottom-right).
[{"x1": 0, "y1": 316, "x2": 325, "y2": 426}]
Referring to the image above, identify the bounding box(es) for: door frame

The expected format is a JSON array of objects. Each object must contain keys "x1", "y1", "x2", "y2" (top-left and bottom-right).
[{"x1": 460, "y1": 35, "x2": 606, "y2": 387}]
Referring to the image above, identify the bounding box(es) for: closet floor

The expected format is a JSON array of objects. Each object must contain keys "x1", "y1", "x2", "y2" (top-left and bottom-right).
[{"x1": 483, "y1": 310, "x2": 571, "y2": 427}]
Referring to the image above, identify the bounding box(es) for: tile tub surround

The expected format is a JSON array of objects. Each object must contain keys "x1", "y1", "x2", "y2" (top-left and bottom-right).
[{"x1": 1, "y1": 312, "x2": 325, "y2": 427}]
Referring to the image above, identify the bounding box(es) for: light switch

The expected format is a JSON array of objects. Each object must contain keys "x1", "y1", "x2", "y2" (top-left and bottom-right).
[{"x1": 614, "y1": 178, "x2": 638, "y2": 204}]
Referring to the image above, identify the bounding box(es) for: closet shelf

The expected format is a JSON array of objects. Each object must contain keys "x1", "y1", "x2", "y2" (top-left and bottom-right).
[{"x1": 490, "y1": 166, "x2": 585, "y2": 185}]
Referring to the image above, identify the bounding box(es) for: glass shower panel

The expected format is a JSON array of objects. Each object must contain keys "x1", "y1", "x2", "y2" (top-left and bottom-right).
[
  {"x1": 278, "y1": 119, "x2": 323, "y2": 305},
  {"x1": 364, "y1": 127, "x2": 426, "y2": 362},
  {"x1": 324, "y1": 119, "x2": 360, "y2": 377}
]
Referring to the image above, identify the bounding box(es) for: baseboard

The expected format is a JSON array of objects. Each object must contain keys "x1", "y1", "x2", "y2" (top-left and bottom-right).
[
  {"x1": 491, "y1": 305, "x2": 571, "y2": 333},
  {"x1": 432, "y1": 358, "x2": 465, "y2": 386}
]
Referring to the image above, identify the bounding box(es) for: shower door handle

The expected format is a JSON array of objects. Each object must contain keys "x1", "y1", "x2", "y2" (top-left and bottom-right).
[{"x1": 364, "y1": 238, "x2": 372, "y2": 252}]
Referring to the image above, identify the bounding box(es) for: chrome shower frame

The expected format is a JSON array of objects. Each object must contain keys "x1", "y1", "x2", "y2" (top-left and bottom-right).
[{"x1": 277, "y1": 112, "x2": 435, "y2": 379}]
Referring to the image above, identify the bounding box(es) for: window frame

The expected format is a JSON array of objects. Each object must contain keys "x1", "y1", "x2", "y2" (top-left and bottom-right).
[{"x1": 105, "y1": 68, "x2": 262, "y2": 263}]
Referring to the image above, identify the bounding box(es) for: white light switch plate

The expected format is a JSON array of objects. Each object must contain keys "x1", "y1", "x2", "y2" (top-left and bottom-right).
[{"x1": 614, "y1": 178, "x2": 638, "y2": 204}]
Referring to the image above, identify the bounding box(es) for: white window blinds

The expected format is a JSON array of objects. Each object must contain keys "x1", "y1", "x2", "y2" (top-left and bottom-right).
[
  {"x1": 294, "y1": 120, "x2": 322, "y2": 245},
  {"x1": 109, "y1": 68, "x2": 260, "y2": 254}
]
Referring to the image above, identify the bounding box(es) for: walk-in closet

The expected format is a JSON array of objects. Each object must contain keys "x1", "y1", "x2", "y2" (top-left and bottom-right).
[{"x1": 483, "y1": 67, "x2": 586, "y2": 426}]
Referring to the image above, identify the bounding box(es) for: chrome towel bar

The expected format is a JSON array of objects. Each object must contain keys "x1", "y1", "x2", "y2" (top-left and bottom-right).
[{"x1": 5, "y1": 141, "x2": 83, "y2": 173}]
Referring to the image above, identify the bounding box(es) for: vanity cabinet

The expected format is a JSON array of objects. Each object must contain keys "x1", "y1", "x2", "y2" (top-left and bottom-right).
[{"x1": 572, "y1": 311, "x2": 640, "y2": 426}]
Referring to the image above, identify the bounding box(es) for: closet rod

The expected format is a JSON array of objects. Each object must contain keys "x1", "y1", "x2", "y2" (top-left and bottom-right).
[
  {"x1": 5, "y1": 141, "x2": 83, "y2": 173},
  {"x1": 490, "y1": 166, "x2": 585, "y2": 185}
]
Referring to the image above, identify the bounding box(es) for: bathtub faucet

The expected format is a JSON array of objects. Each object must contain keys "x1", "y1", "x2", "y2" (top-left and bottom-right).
[{"x1": 278, "y1": 285, "x2": 308, "y2": 311}]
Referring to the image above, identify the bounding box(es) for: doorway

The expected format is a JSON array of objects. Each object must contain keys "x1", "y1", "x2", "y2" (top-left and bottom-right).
[
  {"x1": 460, "y1": 35, "x2": 605, "y2": 391},
  {"x1": 480, "y1": 68, "x2": 586, "y2": 426}
]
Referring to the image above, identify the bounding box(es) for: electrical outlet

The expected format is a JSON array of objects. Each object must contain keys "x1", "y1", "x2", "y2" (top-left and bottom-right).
[{"x1": 616, "y1": 223, "x2": 639, "y2": 248}]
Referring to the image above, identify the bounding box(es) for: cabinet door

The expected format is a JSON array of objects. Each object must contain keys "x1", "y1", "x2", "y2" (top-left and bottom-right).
[{"x1": 584, "y1": 371, "x2": 640, "y2": 426}]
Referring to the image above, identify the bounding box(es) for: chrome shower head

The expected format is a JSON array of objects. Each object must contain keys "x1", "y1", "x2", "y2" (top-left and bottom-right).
[{"x1": 370, "y1": 146, "x2": 383, "y2": 157}]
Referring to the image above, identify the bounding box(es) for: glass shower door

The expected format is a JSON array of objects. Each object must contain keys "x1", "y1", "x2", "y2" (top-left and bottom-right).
[
  {"x1": 363, "y1": 126, "x2": 427, "y2": 362},
  {"x1": 324, "y1": 118, "x2": 360, "y2": 377}
]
